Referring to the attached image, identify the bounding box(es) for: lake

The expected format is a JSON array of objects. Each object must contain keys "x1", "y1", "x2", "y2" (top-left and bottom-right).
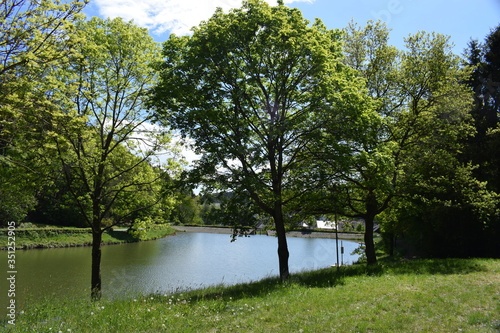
[{"x1": 1, "y1": 232, "x2": 360, "y2": 313}]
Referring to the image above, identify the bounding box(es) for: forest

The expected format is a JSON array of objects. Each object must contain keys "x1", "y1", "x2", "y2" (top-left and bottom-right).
[{"x1": 1, "y1": 0, "x2": 499, "y2": 298}]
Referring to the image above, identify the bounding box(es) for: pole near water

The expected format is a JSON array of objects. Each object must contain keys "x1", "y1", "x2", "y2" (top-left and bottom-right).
[
  {"x1": 335, "y1": 214, "x2": 339, "y2": 271},
  {"x1": 341, "y1": 241, "x2": 344, "y2": 266}
]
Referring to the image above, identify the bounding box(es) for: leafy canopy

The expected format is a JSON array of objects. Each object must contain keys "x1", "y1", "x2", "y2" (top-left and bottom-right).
[{"x1": 152, "y1": 0, "x2": 372, "y2": 211}]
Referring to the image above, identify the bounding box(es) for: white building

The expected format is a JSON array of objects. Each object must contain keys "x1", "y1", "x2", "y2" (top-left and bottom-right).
[{"x1": 315, "y1": 219, "x2": 336, "y2": 230}]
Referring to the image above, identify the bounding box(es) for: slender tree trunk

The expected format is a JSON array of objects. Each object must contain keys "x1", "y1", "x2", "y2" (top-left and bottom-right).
[
  {"x1": 388, "y1": 232, "x2": 395, "y2": 257},
  {"x1": 364, "y1": 214, "x2": 377, "y2": 265},
  {"x1": 91, "y1": 230, "x2": 102, "y2": 301},
  {"x1": 274, "y1": 205, "x2": 290, "y2": 280},
  {"x1": 364, "y1": 191, "x2": 378, "y2": 265}
]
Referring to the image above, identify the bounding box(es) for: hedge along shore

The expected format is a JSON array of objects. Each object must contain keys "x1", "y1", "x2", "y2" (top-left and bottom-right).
[{"x1": 0, "y1": 225, "x2": 176, "y2": 250}]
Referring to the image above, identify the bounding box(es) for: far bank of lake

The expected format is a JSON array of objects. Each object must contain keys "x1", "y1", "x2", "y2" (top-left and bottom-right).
[{"x1": 172, "y1": 225, "x2": 365, "y2": 240}]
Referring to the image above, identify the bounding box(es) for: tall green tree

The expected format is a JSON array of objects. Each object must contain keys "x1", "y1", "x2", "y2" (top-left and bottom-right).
[
  {"x1": 0, "y1": 0, "x2": 87, "y2": 224},
  {"x1": 370, "y1": 26, "x2": 500, "y2": 259},
  {"x1": 151, "y1": 0, "x2": 371, "y2": 280},
  {"x1": 48, "y1": 17, "x2": 168, "y2": 300},
  {"x1": 319, "y1": 22, "x2": 476, "y2": 264},
  {"x1": 465, "y1": 25, "x2": 500, "y2": 193},
  {"x1": 456, "y1": 26, "x2": 500, "y2": 257}
]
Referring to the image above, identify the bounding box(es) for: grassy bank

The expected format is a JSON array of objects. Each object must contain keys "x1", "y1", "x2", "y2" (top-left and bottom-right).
[
  {"x1": 3, "y1": 258, "x2": 499, "y2": 332},
  {"x1": 0, "y1": 224, "x2": 176, "y2": 250}
]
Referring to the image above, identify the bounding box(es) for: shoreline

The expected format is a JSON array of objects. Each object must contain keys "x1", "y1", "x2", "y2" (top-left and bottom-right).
[
  {"x1": 172, "y1": 225, "x2": 365, "y2": 240},
  {"x1": 1, "y1": 225, "x2": 363, "y2": 251},
  {"x1": 0, "y1": 226, "x2": 176, "y2": 250}
]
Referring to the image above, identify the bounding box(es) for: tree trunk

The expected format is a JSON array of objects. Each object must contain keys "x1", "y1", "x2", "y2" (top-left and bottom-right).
[
  {"x1": 388, "y1": 232, "x2": 395, "y2": 257},
  {"x1": 273, "y1": 206, "x2": 289, "y2": 280},
  {"x1": 91, "y1": 230, "x2": 102, "y2": 301},
  {"x1": 364, "y1": 215, "x2": 377, "y2": 265}
]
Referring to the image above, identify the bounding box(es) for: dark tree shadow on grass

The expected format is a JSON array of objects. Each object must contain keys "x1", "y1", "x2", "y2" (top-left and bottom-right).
[
  {"x1": 105, "y1": 230, "x2": 137, "y2": 242},
  {"x1": 173, "y1": 258, "x2": 489, "y2": 305},
  {"x1": 379, "y1": 258, "x2": 489, "y2": 275}
]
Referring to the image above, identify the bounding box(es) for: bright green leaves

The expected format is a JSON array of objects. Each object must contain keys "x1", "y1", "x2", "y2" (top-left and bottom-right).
[
  {"x1": 0, "y1": 0, "x2": 87, "y2": 78},
  {"x1": 320, "y1": 21, "x2": 481, "y2": 263},
  {"x1": 0, "y1": 0, "x2": 88, "y2": 222},
  {"x1": 152, "y1": 0, "x2": 369, "y2": 202},
  {"x1": 152, "y1": 0, "x2": 376, "y2": 277},
  {"x1": 53, "y1": 16, "x2": 167, "y2": 225},
  {"x1": 40, "y1": 16, "x2": 172, "y2": 299}
]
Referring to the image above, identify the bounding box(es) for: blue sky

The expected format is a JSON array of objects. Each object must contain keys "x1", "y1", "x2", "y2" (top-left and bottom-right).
[
  {"x1": 84, "y1": 0, "x2": 499, "y2": 54},
  {"x1": 292, "y1": 0, "x2": 500, "y2": 54}
]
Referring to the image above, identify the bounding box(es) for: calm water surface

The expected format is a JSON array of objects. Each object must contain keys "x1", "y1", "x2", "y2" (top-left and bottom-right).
[{"x1": 1, "y1": 232, "x2": 360, "y2": 313}]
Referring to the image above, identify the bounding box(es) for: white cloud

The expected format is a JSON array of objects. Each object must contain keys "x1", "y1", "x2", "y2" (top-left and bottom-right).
[{"x1": 94, "y1": 0, "x2": 315, "y2": 36}]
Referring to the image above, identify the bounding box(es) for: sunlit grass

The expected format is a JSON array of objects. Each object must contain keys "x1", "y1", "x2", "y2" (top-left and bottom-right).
[{"x1": 3, "y1": 258, "x2": 499, "y2": 332}]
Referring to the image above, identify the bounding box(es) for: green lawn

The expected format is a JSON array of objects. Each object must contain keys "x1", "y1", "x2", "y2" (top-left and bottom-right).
[{"x1": 3, "y1": 258, "x2": 499, "y2": 332}]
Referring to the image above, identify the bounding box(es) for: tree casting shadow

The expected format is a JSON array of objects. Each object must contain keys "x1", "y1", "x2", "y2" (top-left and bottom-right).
[{"x1": 179, "y1": 258, "x2": 488, "y2": 305}]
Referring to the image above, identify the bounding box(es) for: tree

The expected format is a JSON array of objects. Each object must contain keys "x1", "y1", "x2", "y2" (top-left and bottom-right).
[
  {"x1": 171, "y1": 191, "x2": 203, "y2": 225},
  {"x1": 0, "y1": 0, "x2": 87, "y2": 224},
  {"x1": 151, "y1": 0, "x2": 371, "y2": 280},
  {"x1": 456, "y1": 26, "x2": 500, "y2": 257},
  {"x1": 388, "y1": 153, "x2": 499, "y2": 258},
  {"x1": 362, "y1": 27, "x2": 500, "y2": 259},
  {"x1": 201, "y1": 190, "x2": 263, "y2": 239},
  {"x1": 465, "y1": 26, "x2": 500, "y2": 193},
  {"x1": 317, "y1": 22, "x2": 476, "y2": 264},
  {"x1": 481, "y1": 25, "x2": 500, "y2": 132},
  {"x1": 0, "y1": 0, "x2": 86, "y2": 78},
  {"x1": 47, "y1": 17, "x2": 168, "y2": 300},
  {"x1": 0, "y1": 162, "x2": 38, "y2": 223},
  {"x1": 0, "y1": 0, "x2": 87, "y2": 157}
]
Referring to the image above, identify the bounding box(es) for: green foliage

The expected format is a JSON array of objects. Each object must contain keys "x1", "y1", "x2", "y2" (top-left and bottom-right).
[
  {"x1": 25, "y1": 15, "x2": 176, "y2": 299},
  {"x1": 0, "y1": 8, "x2": 180, "y2": 300},
  {"x1": 1, "y1": 226, "x2": 90, "y2": 237},
  {"x1": 128, "y1": 216, "x2": 157, "y2": 240},
  {"x1": 41, "y1": 16, "x2": 169, "y2": 230},
  {"x1": 0, "y1": 0, "x2": 498, "y2": 309},
  {"x1": 355, "y1": 223, "x2": 365, "y2": 232},
  {"x1": 0, "y1": 0, "x2": 87, "y2": 224},
  {"x1": 0, "y1": 161, "x2": 37, "y2": 224},
  {"x1": 170, "y1": 192, "x2": 204, "y2": 225},
  {"x1": 312, "y1": 21, "x2": 481, "y2": 262},
  {"x1": 152, "y1": 0, "x2": 374, "y2": 277},
  {"x1": 383, "y1": 27, "x2": 500, "y2": 259},
  {"x1": 200, "y1": 191, "x2": 264, "y2": 239},
  {"x1": 462, "y1": 26, "x2": 500, "y2": 256},
  {"x1": 387, "y1": 162, "x2": 500, "y2": 257},
  {"x1": 28, "y1": 176, "x2": 88, "y2": 227},
  {"x1": 0, "y1": 0, "x2": 87, "y2": 77},
  {"x1": 152, "y1": 0, "x2": 368, "y2": 204}
]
